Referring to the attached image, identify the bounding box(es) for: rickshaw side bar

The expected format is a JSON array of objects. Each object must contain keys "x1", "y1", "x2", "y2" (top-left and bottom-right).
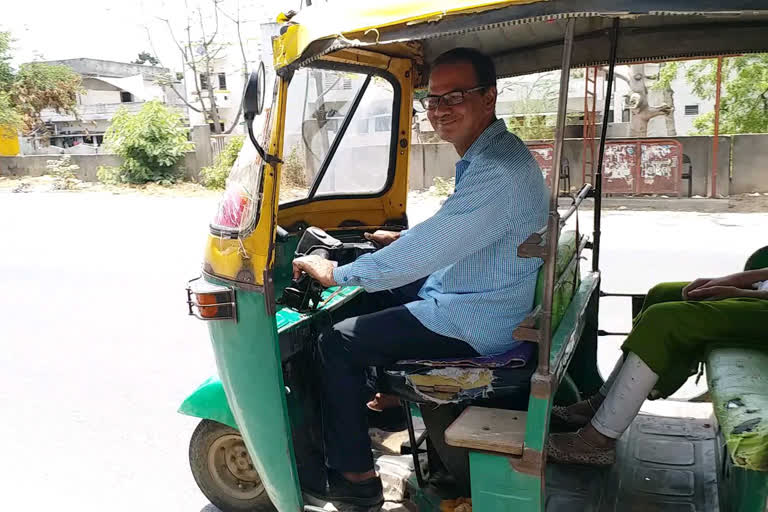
[
  {"x1": 514, "y1": 235, "x2": 589, "y2": 343},
  {"x1": 592, "y1": 18, "x2": 620, "y2": 273},
  {"x1": 537, "y1": 18, "x2": 575, "y2": 376},
  {"x1": 559, "y1": 183, "x2": 593, "y2": 227}
]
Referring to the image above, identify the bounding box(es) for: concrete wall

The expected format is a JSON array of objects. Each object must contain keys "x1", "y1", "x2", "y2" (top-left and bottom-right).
[
  {"x1": 408, "y1": 143, "x2": 459, "y2": 190},
  {"x1": 0, "y1": 152, "x2": 203, "y2": 182},
  {"x1": 731, "y1": 135, "x2": 768, "y2": 194},
  {"x1": 0, "y1": 154, "x2": 123, "y2": 181},
  {"x1": 409, "y1": 136, "x2": 746, "y2": 197}
]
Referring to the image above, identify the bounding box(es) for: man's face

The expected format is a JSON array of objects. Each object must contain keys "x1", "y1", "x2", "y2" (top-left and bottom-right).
[{"x1": 426, "y1": 60, "x2": 496, "y2": 148}]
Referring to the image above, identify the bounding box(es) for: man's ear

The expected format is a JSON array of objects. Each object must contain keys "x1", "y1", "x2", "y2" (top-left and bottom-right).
[{"x1": 483, "y1": 86, "x2": 497, "y2": 113}]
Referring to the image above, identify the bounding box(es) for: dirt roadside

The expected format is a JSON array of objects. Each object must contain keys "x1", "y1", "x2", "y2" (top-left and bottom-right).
[{"x1": 2, "y1": 175, "x2": 767, "y2": 213}]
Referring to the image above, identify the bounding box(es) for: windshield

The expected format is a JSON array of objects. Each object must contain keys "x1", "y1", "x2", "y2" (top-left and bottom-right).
[
  {"x1": 209, "y1": 107, "x2": 271, "y2": 234},
  {"x1": 280, "y1": 67, "x2": 396, "y2": 204}
]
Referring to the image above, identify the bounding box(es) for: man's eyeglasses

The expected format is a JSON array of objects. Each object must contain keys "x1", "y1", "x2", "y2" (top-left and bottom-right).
[{"x1": 418, "y1": 85, "x2": 489, "y2": 111}]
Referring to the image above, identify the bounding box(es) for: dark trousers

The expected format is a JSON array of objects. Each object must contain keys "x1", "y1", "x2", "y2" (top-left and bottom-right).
[{"x1": 318, "y1": 279, "x2": 479, "y2": 473}]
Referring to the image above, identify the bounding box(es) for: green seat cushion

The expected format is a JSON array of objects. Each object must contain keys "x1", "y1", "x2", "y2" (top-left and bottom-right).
[
  {"x1": 533, "y1": 230, "x2": 581, "y2": 332},
  {"x1": 745, "y1": 245, "x2": 768, "y2": 271},
  {"x1": 707, "y1": 347, "x2": 768, "y2": 471}
]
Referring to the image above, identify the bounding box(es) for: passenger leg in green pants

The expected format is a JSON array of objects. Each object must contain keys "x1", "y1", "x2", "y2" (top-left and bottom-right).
[
  {"x1": 552, "y1": 280, "x2": 768, "y2": 427},
  {"x1": 548, "y1": 270, "x2": 768, "y2": 465}
]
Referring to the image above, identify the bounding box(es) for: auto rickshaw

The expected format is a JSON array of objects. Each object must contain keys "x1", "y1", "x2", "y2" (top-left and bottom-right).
[{"x1": 180, "y1": 2, "x2": 768, "y2": 511}]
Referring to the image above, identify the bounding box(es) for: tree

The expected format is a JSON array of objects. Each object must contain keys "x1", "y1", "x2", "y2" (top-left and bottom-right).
[
  {"x1": 499, "y1": 71, "x2": 582, "y2": 140},
  {"x1": 0, "y1": 32, "x2": 14, "y2": 88},
  {"x1": 149, "y1": 0, "x2": 251, "y2": 134},
  {"x1": 0, "y1": 30, "x2": 82, "y2": 135},
  {"x1": 686, "y1": 54, "x2": 768, "y2": 135},
  {"x1": 9, "y1": 62, "x2": 81, "y2": 133},
  {"x1": 103, "y1": 100, "x2": 193, "y2": 184},
  {"x1": 650, "y1": 61, "x2": 680, "y2": 136},
  {"x1": 614, "y1": 64, "x2": 673, "y2": 137},
  {"x1": 132, "y1": 51, "x2": 160, "y2": 66}
]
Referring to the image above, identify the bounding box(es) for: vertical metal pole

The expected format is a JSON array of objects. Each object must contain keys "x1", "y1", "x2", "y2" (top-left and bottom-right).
[
  {"x1": 592, "y1": 18, "x2": 620, "y2": 273},
  {"x1": 711, "y1": 56, "x2": 723, "y2": 198},
  {"x1": 538, "y1": 19, "x2": 575, "y2": 375}
]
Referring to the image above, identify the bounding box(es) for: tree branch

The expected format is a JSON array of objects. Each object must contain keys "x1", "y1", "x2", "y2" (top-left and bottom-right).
[
  {"x1": 143, "y1": 25, "x2": 202, "y2": 113},
  {"x1": 613, "y1": 71, "x2": 629, "y2": 84},
  {"x1": 224, "y1": 0, "x2": 249, "y2": 134}
]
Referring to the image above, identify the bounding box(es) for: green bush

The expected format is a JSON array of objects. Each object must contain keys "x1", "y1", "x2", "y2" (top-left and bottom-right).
[
  {"x1": 103, "y1": 100, "x2": 192, "y2": 184},
  {"x1": 46, "y1": 154, "x2": 80, "y2": 190},
  {"x1": 431, "y1": 176, "x2": 455, "y2": 197},
  {"x1": 96, "y1": 165, "x2": 123, "y2": 185},
  {"x1": 199, "y1": 136, "x2": 244, "y2": 189},
  {"x1": 281, "y1": 144, "x2": 307, "y2": 188}
]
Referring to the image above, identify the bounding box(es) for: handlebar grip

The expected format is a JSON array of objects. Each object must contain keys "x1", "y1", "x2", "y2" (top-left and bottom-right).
[{"x1": 309, "y1": 248, "x2": 330, "y2": 260}]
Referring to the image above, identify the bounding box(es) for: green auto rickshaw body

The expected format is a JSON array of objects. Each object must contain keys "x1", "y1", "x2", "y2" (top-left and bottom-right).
[{"x1": 184, "y1": 2, "x2": 768, "y2": 511}]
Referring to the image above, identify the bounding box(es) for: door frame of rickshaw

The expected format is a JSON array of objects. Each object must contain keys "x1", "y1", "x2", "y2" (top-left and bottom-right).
[{"x1": 275, "y1": 49, "x2": 415, "y2": 234}]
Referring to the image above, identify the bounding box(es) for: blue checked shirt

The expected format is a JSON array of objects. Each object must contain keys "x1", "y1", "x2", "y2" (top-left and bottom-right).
[{"x1": 333, "y1": 119, "x2": 549, "y2": 355}]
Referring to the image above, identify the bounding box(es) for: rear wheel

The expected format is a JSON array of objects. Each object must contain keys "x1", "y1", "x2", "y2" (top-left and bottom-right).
[{"x1": 189, "y1": 419, "x2": 274, "y2": 512}]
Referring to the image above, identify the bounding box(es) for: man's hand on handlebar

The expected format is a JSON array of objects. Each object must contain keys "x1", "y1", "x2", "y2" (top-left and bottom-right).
[
  {"x1": 364, "y1": 230, "x2": 401, "y2": 247},
  {"x1": 292, "y1": 255, "x2": 338, "y2": 288}
]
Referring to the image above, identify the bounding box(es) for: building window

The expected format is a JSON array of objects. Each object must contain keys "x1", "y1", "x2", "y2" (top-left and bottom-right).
[
  {"x1": 218, "y1": 73, "x2": 227, "y2": 90},
  {"x1": 684, "y1": 104, "x2": 699, "y2": 116},
  {"x1": 120, "y1": 91, "x2": 133, "y2": 103},
  {"x1": 607, "y1": 109, "x2": 615, "y2": 123},
  {"x1": 374, "y1": 115, "x2": 392, "y2": 132},
  {"x1": 621, "y1": 108, "x2": 630, "y2": 123},
  {"x1": 200, "y1": 73, "x2": 209, "y2": 90}
]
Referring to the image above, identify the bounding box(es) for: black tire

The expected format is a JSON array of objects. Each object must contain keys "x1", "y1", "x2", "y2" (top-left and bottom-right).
[{"x1": 189, "y1": 419, "x2": 274, "y2": 512}]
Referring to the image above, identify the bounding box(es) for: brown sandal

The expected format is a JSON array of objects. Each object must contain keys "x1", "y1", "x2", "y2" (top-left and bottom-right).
[
  {"x1": 546, "y1": 429, "x2": 616, "y2": 466},
  {"x1": 550, "y1": 396, "x2": 601, "y2": 432}
]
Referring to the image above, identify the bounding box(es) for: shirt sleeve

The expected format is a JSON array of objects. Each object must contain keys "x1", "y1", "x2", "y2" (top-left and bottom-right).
[{"x1": 333, "y1": 160, "x2": 517, "y2": 292}]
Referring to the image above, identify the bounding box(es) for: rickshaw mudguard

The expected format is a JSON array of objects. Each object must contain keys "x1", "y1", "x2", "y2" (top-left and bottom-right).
[
  {"x1": 207, "y1": 287, "x2": 304, "y2": 512},
  {"x1": 178, "y1": 377, "x2": 238, "y2": 430}
]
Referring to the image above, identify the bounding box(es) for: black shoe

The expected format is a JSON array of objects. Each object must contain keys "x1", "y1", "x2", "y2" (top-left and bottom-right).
[{"x1": 307, "y1": 468, "x2": 384, "y2": 509}]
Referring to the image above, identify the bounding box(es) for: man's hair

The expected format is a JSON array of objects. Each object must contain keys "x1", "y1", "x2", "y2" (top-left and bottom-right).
[{"x1": 431, "y1": 48, "x2": 497, "y2": 87}]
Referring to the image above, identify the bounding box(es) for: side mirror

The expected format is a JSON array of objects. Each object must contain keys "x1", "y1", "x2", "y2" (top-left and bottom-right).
[
  {"x1": 243, "y1": 62, "x2": 266, "y2": 120},
  {"x1": 242, "y1": 62, "x2": 280, "y2": 165}
]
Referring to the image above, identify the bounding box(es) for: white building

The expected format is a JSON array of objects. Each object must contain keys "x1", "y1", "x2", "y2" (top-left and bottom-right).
[{"x1": 28, "y1": 58, "x2": 186, "y2": 153}]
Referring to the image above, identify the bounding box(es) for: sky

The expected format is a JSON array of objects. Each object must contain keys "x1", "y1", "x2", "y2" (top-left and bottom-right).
[{"x1": 2, "y1": 0, "x2": 286, "y2": 71}]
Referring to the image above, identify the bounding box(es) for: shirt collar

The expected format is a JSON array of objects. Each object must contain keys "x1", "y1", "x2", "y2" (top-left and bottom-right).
[{"x1": 459, "y1": 118, "x2": 507, "y2": 164}]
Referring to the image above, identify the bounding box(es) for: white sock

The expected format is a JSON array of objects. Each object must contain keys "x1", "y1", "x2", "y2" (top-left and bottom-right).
[
  {"x1": 591, "y1": 352, "x2": 659, "y2": 439},
  {"x1": 598, "y1": 354, "x2": 625, "y2": 397}
]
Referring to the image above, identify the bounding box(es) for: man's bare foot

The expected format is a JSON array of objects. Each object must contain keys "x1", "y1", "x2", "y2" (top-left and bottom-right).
[{"x1": 366, "y1": 392, "x2": 401, "y2": 412}]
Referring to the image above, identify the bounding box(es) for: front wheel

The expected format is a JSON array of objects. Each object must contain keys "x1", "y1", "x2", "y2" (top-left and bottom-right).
[{"x1": 189, "y1": 419, "x2": 274, "y2": 512}]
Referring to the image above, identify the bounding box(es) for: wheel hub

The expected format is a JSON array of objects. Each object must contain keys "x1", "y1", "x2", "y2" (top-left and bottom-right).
[{"x1": 208, "y1": 434, "x2": 264, "y2": 500}]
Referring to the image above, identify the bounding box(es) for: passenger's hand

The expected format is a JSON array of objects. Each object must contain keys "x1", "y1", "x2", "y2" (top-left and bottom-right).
[
  {"x1": 364, "y1": 230, "x2": 401, "y2": 247},
  {"x1": 682, "y1": 278, "x2": 713, "y2": 300},
  {"x1": 683, "y1": 272, "x2": 757, "y2": 300},
  {"x1": 292, "y1": 255, "x2": 337, "y2": 287},
  {"x1": 685, "y1": 285, "x2": 747, "y2": 301}
]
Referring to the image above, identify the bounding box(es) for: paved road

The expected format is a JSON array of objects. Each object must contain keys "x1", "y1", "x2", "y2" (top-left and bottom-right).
[{"x1": 1, "y1": 191, "x2": 766, "y2": 511}]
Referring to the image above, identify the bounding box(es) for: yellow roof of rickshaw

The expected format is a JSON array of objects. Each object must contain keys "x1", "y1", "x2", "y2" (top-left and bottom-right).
[
  {"x1": 272, "y1": 0, "x2": 544, "y2": 70},
  {"x1": 273, "y1": 1, "x2": 768, "y2": 78}
]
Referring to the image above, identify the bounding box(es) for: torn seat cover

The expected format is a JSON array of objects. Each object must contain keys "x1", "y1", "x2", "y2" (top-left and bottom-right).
[{"x1": 707, "y1": 347, "x2": 768, "y2": 471}]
